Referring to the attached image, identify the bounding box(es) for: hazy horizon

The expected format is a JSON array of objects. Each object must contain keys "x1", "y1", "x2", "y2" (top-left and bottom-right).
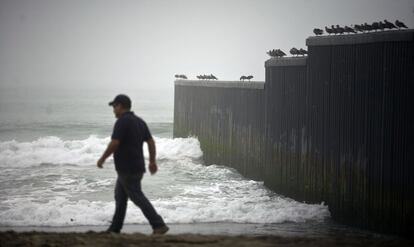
[{"x1": 1, "y1": 0, "x2": 413, "y2": 93}]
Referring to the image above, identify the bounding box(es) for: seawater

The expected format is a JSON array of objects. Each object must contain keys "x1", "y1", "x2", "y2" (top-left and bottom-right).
[
  {"x1": 0, "y1": 86, "x2": 382, "y2": 238},
  {"x1": 0, "y1": 135, "x2": 329, "y2": 227}
]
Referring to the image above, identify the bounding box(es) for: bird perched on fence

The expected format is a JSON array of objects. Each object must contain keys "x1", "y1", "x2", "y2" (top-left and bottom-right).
[
  {"x1": 267, "y1": 49, "x2": 286, "y2": 58},
  {"x1": 313, "y1": 28, "x2": 323, "y2": 35},
  {"x1": 383, "y1": 19, "x2": 396, "y2": 29},
  {"x1": 353, "y1": 24, "x2": 363, "y2": 33},
  {"x1": 335, "y1": 25, "x2": 345, "y2": 34},
  {"x1": 267, "y1": 49, "x2": 277, "y2": 57},
  {"x1": 344, "y1": 26, "x2": 356, "y2": 34},
  {"x1": 363, "y1": 22, "x2": 373, "y2": 32},
  {"x1": 330, "y1": 25, "x2": 338, "y2": 34},
  {"x1": 298, "y1": 48, "x2": 308, "y2": 56},
  {"x1": 290, "y1": 47, "x2": 299, "y2": 56},
  {"x1": 378, "y1": 21, "x2": 385, "y2": 31},
  {"x1": 240, "y1": 75, "x2": 253, "y2": 81},
  {"x1": 277, "y1": 49, "x2": 286, "y2": 57},
  {"x1": 175, "y1": 74, "x2": 187, "y2": 79},
  {"x1": 371, "y1": 22, "x2": 380, "y2": 31},
  {"x1": 197, "y1": 74, "x2": 217, "y2": 80},
  {"x1": 325, "y1": 26, "x2": 333, "y2": 35},
  {"x1": 395, "y1": 20, "x2": 408, "y2": 29}
]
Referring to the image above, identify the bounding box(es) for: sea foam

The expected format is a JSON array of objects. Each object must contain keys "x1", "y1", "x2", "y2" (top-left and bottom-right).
[
  {"x1": 0, "y1": 136, "x2": 330, "y2": 227},
  {"x1": 0, "y1": 136, "x2": 202, "y2": 168}
]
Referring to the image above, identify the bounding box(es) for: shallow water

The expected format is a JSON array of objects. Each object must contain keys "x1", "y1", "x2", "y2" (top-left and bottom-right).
[{"x1": 0, "y1": 135, "x2": 329, "y2": 227}]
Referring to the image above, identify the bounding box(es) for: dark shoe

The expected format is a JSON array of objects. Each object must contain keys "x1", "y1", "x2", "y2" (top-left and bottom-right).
[
  {"x1": 152, "y1": 225, "x2": 169, "y2": 235},
  {"x1": 105, "y1": 228, "x2": 120, "y2": 234}
]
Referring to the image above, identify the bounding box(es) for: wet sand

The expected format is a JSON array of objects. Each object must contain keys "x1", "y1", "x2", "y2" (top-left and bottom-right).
[{"x1": 1, "y1": 231, "x2": 413, "y2": 247}]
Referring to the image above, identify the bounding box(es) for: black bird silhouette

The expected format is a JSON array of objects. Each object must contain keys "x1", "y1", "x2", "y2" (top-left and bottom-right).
[
  {"x1": 344, "y1": 26, "x2": 356, "y2": 33},
  {"x1": 353, "y1": 24, "x2": 363, "y2": 33},
  {"x1": 378, "y1": 21, "x2": 385, "y2": 31},
  {"x1": 267, "y1": 49, "x2": 278, "y2": 57},
  {"x1": 267, "y1": 49, "x2": 286, "y2": 58},
  {"x1": 371, "y1": 22, "x2": 380, "y2": 31},
  {"x1": 335, "y1": 25, "x2": 345, "y2": 34},
  {"x1": 277, "y1": 49, "x2": 286, "y2": 57},
  {"x1": 175, "y1": 74, "x2": 187, "y2": 79},
  {"x1": 384, "y1": 19, "x2": 396, "y2": 29},
  {"x1": 395, "y1": 20, "x2": 408, "y2": 29},
  {"x1": 325, "y1": 26, "x2": 333, "y2": 35},
  {"x1": 298, "y1": 48, "x2": 308, "y2": 56},
  {"x1": 240, "y1": 75, "x2": 253, "y2": 81},
  {"x1": 313, "y1": 28, "x2": 323, "y2": 35},
  {"x1": 363, "y1": 22, "x2": 373, "y2": 32},
  {"x1": 290, "y1": 47, "x2": 300, "y2": 56},
  {"x1": 331, "y1": 25, "x2": 338, "y2": 34}
]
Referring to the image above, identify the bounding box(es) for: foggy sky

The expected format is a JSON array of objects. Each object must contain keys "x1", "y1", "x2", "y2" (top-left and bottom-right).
[{"x1": 0, "y1": 0, "x2": 413, "y2": 92}]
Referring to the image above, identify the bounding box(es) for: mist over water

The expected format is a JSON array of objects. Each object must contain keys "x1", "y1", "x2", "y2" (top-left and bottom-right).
[{"x1": 0, "y1": 86, "x2": 174, "y2": 141}]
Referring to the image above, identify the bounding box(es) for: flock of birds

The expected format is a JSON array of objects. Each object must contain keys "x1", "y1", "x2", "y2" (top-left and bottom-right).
[
  {"x1": 268, "y1": 19, "x2": 409, "y2": 58},
  {"x1": 174, "y1": 74, "x2": 187, "y2": 79},
  {"x1": 177, "y1": 20, "x2": 410, "y2": 80},
  {"x1": 267, "y1": 47, "x2": 308, "y2": 58},
  {"x1": 175, "y1": 74, "x2": 255, "y2": 81},
  {"x1": 196, "y1": 74, "x2": 218, "y2": 80},
  {"x1": 313, "y1": 19, "x2": 408, "y2": 36}
]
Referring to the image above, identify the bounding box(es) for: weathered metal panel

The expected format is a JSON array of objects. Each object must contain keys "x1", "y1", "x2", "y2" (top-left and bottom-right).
[
  {"x1": 173, "y1": 81, "x2": 266, "y2": 180},
  {"x1": 173, "y1": 29, "x2": 414, "y2": 236},
  {"x1": 263, "y1": 58, "x2": 308, "y2": 201},
  {"x1": 305, "y1": 31, "x2": 414, "y2": 235}
]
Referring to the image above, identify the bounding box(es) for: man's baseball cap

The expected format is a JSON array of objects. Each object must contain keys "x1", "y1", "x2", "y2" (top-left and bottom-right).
[{"x1": 108, "y1": 94, "x2": 131, "y2": 109}]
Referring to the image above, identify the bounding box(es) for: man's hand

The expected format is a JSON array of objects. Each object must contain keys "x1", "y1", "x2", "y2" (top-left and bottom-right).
[
  {"x1": 147, "y1": 138, "x2": 157, "y2": 175},
  {"x1": 97, "y1": 139, "x2": 120, "y2": 169},
  {"x1": 149, "y1": 162, "x2": 158, "y2": 175},
  {"x1": 97, "y1": 157, "x2": 105, "y2": 168}
]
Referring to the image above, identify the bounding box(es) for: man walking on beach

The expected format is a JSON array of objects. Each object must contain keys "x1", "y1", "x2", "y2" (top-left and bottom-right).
[{"x1": 97, "y1": 94, "x2": 169, "y2": 235}]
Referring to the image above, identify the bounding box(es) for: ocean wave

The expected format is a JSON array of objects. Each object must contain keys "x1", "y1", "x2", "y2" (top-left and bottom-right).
[
  {"x1": 0, "y1": 136, "x2": 203, "y2": 168},
  {"x1": 0, "y1": 136, "x2": 330, "y2": 227}
]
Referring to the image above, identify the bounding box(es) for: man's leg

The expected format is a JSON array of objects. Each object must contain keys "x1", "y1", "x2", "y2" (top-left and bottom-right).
[
  {"x1": 107, "y1": 177, "x2": 128, "y2": 233},
  {"x1": 124, "y1": 173, "x2": 166, "y2": 230}
]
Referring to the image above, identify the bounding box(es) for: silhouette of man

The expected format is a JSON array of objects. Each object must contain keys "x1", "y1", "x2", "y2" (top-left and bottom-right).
[{"x1": 97, "y1": 94, "x2": 169, "y2": 235}]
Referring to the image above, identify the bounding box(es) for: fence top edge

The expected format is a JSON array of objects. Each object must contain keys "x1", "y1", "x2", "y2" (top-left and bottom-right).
[
  {"x1": 174, "y1": 80, "x2": 265, "y2": 89},
  {"x1": 265, "y1": 57, "x2": 307, "y2": 67},
  {"x1": 306, "y1": 29, "x2": 414, "y2": 46}
]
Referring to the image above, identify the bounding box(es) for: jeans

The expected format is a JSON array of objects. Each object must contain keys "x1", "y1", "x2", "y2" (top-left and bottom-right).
[{"x1": 108, "y1": 172, "x2": 165, "y2": 231}]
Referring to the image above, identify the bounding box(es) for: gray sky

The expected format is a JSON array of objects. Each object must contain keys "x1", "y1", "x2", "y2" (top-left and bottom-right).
[{"x1": 0, "y1": 0, "x2": 413, "y2": 92}]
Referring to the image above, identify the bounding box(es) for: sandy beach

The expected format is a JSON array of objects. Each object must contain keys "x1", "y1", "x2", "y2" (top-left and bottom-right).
[{"x1": 1, "y1": 230, "x2": 413, "y2": 247}]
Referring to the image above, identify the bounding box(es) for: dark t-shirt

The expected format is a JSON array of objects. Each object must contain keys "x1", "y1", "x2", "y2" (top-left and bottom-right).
[{"x1": 111, "y1": 111, "x2": 152, "y2": 173}]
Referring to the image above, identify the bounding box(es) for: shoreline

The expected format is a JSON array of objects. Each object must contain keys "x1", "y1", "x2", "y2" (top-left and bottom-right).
[
  {"x1": 0, "y1": 222, "x2": 402, "y2": 238},
  {"x1": 1, "y1": 230, "x2": 413, "y2": 247}
]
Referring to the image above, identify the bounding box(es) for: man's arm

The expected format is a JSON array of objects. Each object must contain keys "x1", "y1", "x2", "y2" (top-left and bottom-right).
[
  {"x1": 97, "y1": 139, "x2": 120, "y2": 168},
  {"x1": 147, "y1": 138, "x2": 157, "y2": 175}
]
